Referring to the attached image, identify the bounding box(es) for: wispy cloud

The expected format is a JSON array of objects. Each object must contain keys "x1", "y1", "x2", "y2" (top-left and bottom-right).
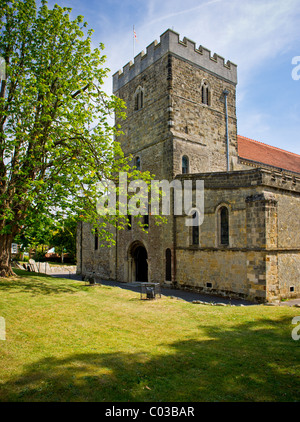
[{"x1": 145, "y1": 0, "x2": 222, "y2": 26}]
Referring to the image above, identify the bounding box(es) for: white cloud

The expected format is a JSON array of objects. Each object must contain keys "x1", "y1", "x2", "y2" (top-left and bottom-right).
[
  {"x1": 144, "y1": 0, "x2": 222, "y2": 26},
  {"x1": 237, "y1": 111, "x2": 271, "y2": 139}
]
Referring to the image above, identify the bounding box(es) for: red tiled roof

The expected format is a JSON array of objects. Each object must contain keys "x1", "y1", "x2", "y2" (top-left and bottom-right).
[{"x1": 237, "y1": 135, "x2": 300, "y2": 174}]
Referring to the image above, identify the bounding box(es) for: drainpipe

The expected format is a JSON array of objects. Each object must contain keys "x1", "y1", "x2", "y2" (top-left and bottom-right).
[{"x1": 223, "y1": 89, "x2": 230, "y2": 172}]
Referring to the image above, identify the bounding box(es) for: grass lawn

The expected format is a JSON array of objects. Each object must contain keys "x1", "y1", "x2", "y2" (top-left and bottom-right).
[{"x1": 0, "y1": 269, "x2": 299, "y2": 402}]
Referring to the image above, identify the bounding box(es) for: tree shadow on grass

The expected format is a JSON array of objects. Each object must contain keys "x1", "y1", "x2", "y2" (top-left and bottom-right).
[
  {"x1": 0, "y1": 316, "x2": 299, "y2": 402},
  {"x1": 0, "y1": 270, "x2": 87, "y2": 296}
]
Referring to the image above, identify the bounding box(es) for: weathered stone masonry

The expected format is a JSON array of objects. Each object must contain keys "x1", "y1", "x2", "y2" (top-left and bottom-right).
[
  {"x1": 175, "y1": 169, "x2": 300, "y2": 302},
  {"x1": 77, "y1": 29, "x2": 300, "y2": 302}
]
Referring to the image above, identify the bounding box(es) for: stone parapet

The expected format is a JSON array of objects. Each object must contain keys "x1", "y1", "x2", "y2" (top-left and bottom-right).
[
  {"x1": 176, "y1": 168, "x2": 300, "y2": 193},
  {"x1": 113, "y1": 29, "x2": 237, "y2": 92}
]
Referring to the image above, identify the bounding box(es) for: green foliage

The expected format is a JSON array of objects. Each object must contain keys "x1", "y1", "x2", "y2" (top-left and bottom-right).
[
  {"x1": 49, "y1": 214, "x2": 77, "y2": 258},
  {"x1": 14, "y1": 210, "x2": 56, "y2": 249},
  {"x1": 0, "y1": 0, "x2": 153, "y2": 252},
  {"x1": 14, "y1": 211, "x2": 77, "y2": 256}
]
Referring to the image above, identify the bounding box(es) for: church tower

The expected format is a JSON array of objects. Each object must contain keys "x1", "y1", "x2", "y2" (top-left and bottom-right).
[
  {"x1": 113, "y1": 29, "x2": 238, "y2": 181},
  {"x1": 78, "y1": 29, "x2": 300, "y2": 303},
  {"x1": 110, "y1": 29, "x2": 238, "y2": 285}
]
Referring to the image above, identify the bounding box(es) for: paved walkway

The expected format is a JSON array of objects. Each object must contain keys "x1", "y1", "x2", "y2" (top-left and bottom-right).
[
  {"x1": 279, "y1": 298, "x2": 300, "y2": 307},
  {"x1": 50, "y1": 272, "x2": 300, "y2": 307},
  {"x1": 109, "y1": 280, "x2": 255, "y2": 306},
  {"x1": 52, "y1": 273, "x2": 255, "y2": 306}
]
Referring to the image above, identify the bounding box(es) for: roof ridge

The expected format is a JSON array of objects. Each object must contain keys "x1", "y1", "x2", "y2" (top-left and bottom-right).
[{"x1": 237, "y1": 135, "x2": 300, "y2": 159}]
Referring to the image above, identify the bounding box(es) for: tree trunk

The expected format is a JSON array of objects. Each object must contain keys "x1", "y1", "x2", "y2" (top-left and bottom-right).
[{"x1": 0, "y1": 234, "x2": 15, "y2": 277}]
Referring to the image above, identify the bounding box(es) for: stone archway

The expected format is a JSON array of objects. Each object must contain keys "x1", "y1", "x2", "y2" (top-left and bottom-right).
[{"x1": 129, "y1": 242, "x2": 148, "y2": 282}]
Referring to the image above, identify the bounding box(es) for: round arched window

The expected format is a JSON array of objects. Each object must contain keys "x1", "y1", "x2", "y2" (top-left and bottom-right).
[{"x1": 220, "y1": 206, "x2": 229, "y2": 245}]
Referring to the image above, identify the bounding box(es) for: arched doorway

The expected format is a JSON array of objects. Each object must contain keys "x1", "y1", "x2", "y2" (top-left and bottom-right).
[
  {"x1": 134, "y1": 246, "x2": 148, "y2": 282},
  {"x1": 129, "y1": 242, "x2": 148, "y2": 282}
]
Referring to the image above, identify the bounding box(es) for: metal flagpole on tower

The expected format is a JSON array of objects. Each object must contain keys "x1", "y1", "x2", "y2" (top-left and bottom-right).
[{"x1": 133, "y1": 25, "x2": 137, "y2": 59}]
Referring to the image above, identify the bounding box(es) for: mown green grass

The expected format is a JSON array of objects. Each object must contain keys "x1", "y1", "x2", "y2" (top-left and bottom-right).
[{"x1": 0, "y1": 269, "x2": 299, "y2": 402}]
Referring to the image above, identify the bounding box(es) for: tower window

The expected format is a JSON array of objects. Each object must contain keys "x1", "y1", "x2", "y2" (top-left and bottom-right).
[
  {"x1": 201, "y1": 82, "x2": 210, "y2": 106},
  {"x1": 182, "y1": 155, "x2": 189, "y2": 174},
  {"x1": 220, "y1": 206, "x2": 229, "y2": 246},
  {"x1": 134, "y1": 86, "x2": 144, "y2": 111},
  {"x1": 143, "y1": 214, "x2": 149, "y2": 228},
  {"x1": 135, "y1": 156, "x2": 141, "y2": 171},
  {"x1": 143, "y1": 204, "x2": 150, "y2": 228},
  {"x1": 127, "y1": 215, "x2": 132, "y2": 230},
  {"x1": 94, "y1": 229, "x2": 98, "y2": 250}
]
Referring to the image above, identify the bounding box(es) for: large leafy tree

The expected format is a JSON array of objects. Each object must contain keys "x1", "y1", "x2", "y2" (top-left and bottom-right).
[
  {"x1": 0, "y1": 0, "x2": 142, "y2": 276},
  {"x1": 13, "y1": 212, "x2": 77, "y2": 261}
]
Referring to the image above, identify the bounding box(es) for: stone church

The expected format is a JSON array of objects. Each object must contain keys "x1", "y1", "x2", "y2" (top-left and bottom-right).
[{"x1": 77, "y1": 29, "x2": 300, "y2": 303}]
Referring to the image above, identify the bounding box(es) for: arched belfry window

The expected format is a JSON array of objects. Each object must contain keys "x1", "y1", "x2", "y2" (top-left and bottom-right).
[
  {"x1": 219, "y1": 206, "x2": 229, "y2": 246},
  {"x1": 134, "y1": 86, "x2": 144, "y2": 111},
  {"x1": 182, "y1": 155, "x2": 189, "y2": 174},
  {"x1": 201, "y1": 81, "x2": 211, "y2": 106}
]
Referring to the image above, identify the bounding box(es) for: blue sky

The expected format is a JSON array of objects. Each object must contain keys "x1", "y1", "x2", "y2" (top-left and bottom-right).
[{"x1": 44, "y1": 0, "x2": 300, "y2": 154}]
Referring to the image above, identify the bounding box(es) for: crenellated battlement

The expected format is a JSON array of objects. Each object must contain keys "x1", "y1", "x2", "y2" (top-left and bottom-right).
[{"x1": 113, "y1": 29, "x2": 238, "y2": 92}]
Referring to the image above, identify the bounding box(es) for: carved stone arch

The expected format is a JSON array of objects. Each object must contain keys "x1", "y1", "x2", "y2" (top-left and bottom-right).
[{"x1": 127, "y1": 240, "x2": 148, "y2": 282}]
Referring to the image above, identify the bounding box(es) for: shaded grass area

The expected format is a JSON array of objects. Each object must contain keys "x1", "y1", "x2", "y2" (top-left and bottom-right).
[{"x1": 0, "y1": 269, "x2": 299, "y2": 402}]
